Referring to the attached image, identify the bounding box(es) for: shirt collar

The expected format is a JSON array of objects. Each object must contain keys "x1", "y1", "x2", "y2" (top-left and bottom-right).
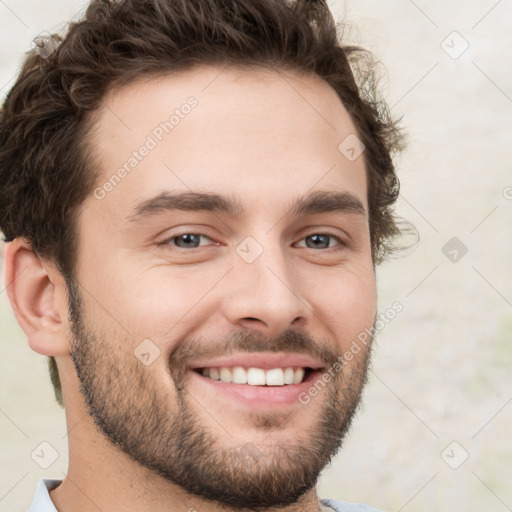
[{"x1": 28, "y1": 479, "x2": 61, "y2": 512}]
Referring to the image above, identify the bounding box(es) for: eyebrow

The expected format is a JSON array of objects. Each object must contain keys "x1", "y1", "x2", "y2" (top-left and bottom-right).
[{"x1": 128, "y1": 189, "x2": 366, "y2": 223}]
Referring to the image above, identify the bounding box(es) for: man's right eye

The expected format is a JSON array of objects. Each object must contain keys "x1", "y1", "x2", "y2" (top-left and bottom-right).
[{"x1": 159, "y1": 232, "x2": 217, "y2": 249}]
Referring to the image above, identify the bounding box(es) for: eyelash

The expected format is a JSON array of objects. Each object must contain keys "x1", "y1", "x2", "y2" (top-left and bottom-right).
[{"x1": 159, "y1": 232, "x2": 347, "y2": 251}]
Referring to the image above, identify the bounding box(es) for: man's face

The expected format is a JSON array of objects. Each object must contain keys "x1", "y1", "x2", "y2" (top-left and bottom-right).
[{"x1": 68, "y1": 65, "x2": 376, "y2": 508}]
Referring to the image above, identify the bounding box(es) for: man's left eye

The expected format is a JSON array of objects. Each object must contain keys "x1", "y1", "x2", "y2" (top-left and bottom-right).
[{"x1": 295, "y1": 234, "x2": 345, "y2": 250}]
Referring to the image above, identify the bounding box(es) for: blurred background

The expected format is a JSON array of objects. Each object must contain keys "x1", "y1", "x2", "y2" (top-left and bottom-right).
[{"x1": 1, "y1": 1, "x2": 511, "y2": 511}]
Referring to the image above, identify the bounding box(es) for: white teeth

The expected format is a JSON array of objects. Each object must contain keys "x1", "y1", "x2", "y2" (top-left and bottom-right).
[
  {"x1": 293, "y1": 367, "x2": 304, "y2": 384},
  {"x1": 219, "y1": 367, "x2": 232, "y2": 383},
  {"x1": 284, "y1": 367, "x2": 295, "y2": 385},
  {"x1": 247, "y1": 368, "x2": 266, "y2": 385},
  {"x1": 265, "y1": 368, "x2": 285, "y2": 386},
  {"x1": 199, "y1": 366, "x2": 309, "y2": 386},
  {"x1": 232, "y1": 366, "x2": 247, "y2": 384}
]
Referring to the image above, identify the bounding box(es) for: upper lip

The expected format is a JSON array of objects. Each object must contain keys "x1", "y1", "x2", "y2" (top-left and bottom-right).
[{"x1": 187, "y1": 352, "x2": 325, "y2": 371}]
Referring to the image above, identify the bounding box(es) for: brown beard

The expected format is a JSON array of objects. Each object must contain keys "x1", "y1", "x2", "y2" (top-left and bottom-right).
[{"x1": 67, "y1": 276, "x2": 373, "y2": 510}]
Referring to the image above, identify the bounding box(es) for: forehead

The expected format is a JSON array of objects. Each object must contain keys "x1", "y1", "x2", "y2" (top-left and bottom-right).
[{"x1": 85, "y1": 64, "x2": 367, "y2": 224}]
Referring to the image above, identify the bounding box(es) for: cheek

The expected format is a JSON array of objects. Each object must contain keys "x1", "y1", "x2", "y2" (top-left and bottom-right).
[
  {"x1": 93, "y1": 265, "x2": 227, "y2": 343},
  {"x1": 306, "y1": 265, "x2": 376, "y2": 351}
]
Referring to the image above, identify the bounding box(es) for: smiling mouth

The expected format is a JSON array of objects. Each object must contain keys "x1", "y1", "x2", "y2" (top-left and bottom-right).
[{"x1": 192, "y1": 366, "x2": 316, "y2": 386}]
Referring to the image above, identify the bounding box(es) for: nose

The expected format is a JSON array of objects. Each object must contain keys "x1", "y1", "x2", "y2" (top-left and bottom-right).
[{"x1": 220, "y1": 239, "x2": 311, "y2": 338}]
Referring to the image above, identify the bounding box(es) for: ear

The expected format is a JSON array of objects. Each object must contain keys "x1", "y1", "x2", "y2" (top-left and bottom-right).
[{"x1": 3, "y1": 239, "x2": 70, "y2": 356}]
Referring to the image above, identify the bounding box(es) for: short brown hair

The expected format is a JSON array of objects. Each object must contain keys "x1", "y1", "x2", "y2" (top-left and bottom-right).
[{"x1": 0, "y1": 0, "x2": 405, "y2": 406}]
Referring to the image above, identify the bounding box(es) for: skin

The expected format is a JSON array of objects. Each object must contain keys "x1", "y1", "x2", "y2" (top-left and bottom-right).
[{"x1": 5, "y1": 65, "x2": 376, "y2": 512}]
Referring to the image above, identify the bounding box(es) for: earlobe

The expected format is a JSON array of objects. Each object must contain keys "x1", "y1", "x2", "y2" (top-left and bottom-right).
[{"x1": 3, "y1": 239, "x2": 70, "y2": 356}]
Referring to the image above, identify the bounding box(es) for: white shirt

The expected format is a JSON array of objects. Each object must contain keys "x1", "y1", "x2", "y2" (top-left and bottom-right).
[{"x1": 29, "y1": 479, "x2": 382, "y2": 511}]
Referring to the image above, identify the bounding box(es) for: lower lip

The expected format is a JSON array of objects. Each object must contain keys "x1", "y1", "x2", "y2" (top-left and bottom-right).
[{"x1": 188, "y1": 369, "x2": 324, "y2": 408}]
